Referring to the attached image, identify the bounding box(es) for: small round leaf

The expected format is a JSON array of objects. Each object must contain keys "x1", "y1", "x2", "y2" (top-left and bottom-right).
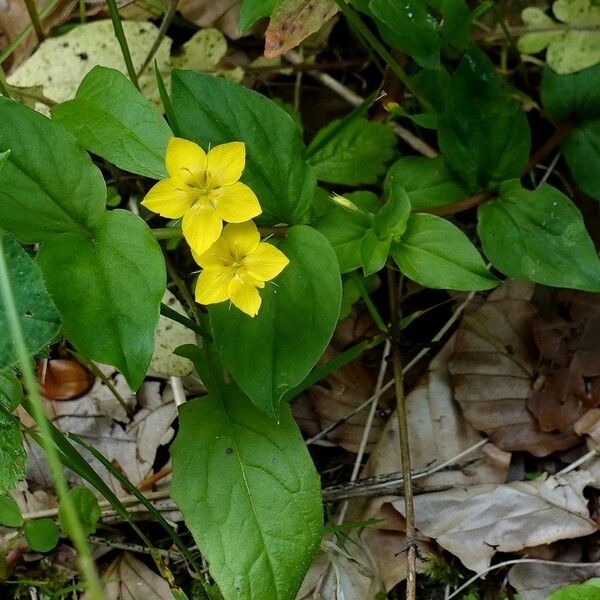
[{"x1": 24, "y1": 518, "x2": 60, "y2": 552}]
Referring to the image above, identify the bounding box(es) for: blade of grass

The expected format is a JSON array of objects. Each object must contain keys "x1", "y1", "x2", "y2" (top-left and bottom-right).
[
  {"x1": 0, "y1": 236, "x2": 103, "y2": 600},
  {"x1": 105, "y1": 0, "x2": 140, "y2": 89},
  {"x1": 24, "y1": 0, "x2": 45, "y2": 42},
  {"x1": 138, "y1": 0, "x2": 180, "y2": 78},
  {"x1": 155, "y1": 64, "x2": 179, "y2": 135}
]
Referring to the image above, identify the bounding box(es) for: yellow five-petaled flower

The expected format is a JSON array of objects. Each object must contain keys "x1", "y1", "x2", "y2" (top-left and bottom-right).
[
  {"x1": 142, "y1": 137, "x2": 262, "y2": 256},
  {"x1": 194, "y1": 221, "x2": 289, "y2": 317}
]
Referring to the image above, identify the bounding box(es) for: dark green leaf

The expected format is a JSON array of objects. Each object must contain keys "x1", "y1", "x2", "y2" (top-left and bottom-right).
[
  {"x1": 360, "y1": 229, "x2": 390, "y2": 276},
  {"x1": 313, "y1": 191, "x2": 379, "y2": 272},
  {"x1": 384, "y1": 156, "x2": 468, "y2": 210},
  {"x1": 436, "y1": 0, "x2": 473, "y2": 54},
  {"x1": 210, "y1": 226, "x2": 341, "y2": 417},
  {"x1": 438, "y1": 47, "x2": 531, "y2": 192},
  {"x1": 24, "y1": 518, "x2": 60, "y2": 552},
  {"x1": 0, "y1": 495, "x2": 22, "y2": 527},
  {"x1": 171, "y1": 70, "x2": 316, "y2": 224},
  {"x1": 52, "y1": 66, "x2": 172, "y2": 180},
  {"x1": 171, "y1": 388, "x2": 322, "y2": 600},
  {"x1": 478, "y1": 180, "x2": 600, "y2": 291},
  {"x1": 412, "y1": 68, "x2": 451, "y2": 113},
  {"x1": 369, "y1": 0, "x2": 441, "y2": 70},
  {"x1": 307, "y1": 118, "x2": 396, "y2": 185},
  {"x1": 239, "y1": 0, "x2": 277, "y2": 32},
  {"x1": 391, "y1": 213, "x2": 499, "y2": 290},
  {"x1": 0, "y1": 371, "x2": 26, "y2": 494},
  {"x1": 37, "y1": 210, "x2": 166, "y2": 389},
  {"x1": 0, "y1": 97, "x2": 105, "y2": 243},
  {"x1": 561, "y1": 122, "x2": 600, "y2": 201},
  {"x1": 0, "y1": 371, "x2": 22, "y2": 412},
  {"x1": 0, "y1": 233, "x2": 61, "y2": 370},
  {"x1": 59, "y1": 486, "x2": 100, "y2": 538}
]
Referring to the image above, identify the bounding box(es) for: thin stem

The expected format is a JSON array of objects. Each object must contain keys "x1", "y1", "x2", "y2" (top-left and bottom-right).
[
  {"x1": 152, "y1": 227, "x2": 182, "y2": 240},
  {"x1": 526, "y1": 121, "x2": 574, "y2": 173},
  {"x1": 0, "y1": 237, "x2": 103, "y2": 599},
  {"x1": 105, "y1": 0, "x2": 140, "y2": 89},
  {"x1": 79, "y1": 0, "x2": 86, "y2": 23},
  {"x1": 160, "y1": 301, "x2": 209, "y2": 338},
  {"x1": 350, "y1": 270, "x2": 388, "y2": 333},
  {"x1": 24, "y1": 0, "x2": 45, "y2": 42},
  {"x1": 137, "y1": 0, "x2": 179, "y2": 78},
  {"x1": 332, "y1": 0, "x2": 432, "y2": 111},
  {"x1": 387, "y1": 265, "x2": 417, "y2": 600}
]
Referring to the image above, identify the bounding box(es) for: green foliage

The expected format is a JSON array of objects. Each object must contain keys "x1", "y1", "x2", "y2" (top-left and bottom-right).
[
  {"x1": 548, "y1": 580, "x2": 600, "y2": 599},
  {"x1": 391, "y1": 214, "x2": 499, "y2": 291},
  {"x1": 438, "y1": 47, "x2": 531, "y2": 192},
  {"x1": 24, "y1": 518, "x2": 60, "y2": 552},
  {"x1": 0, "y1": 495, "x2": 23, "y2": 527},
  {"x1": 478, "y1": 180, "x2": 600, "y2": 290},
  {"x1": 541, "y1": 65, "x2": 600, "y2": 200},
  {"x1": 59, "y1": 486, "x2": 101, "y2": 538},
  {"x1": 171, "y1": 387, "x2": 322, "y2": 600},
  {"x1": 37, "y1": 210, "x2": 165, "y2": 390},
  {"x1": 360, "y1": 229, "x2": 391, "y2": 276},
  {"x1": 239, "y1": 0, "x2": 277, "y2": 32},
  {"x1": 0, "y1": 233, "x2": 60, "y2": 370},
  {"x1": 52, "y1": 66, "x2": 172, "y2": 180},
  {"x1": 210, "y1": 226, "x2": 341, "y2": 417},
  {"x1": 171, "y1": 70, "x2": 316, "y2": 224},
  {"x1": 307, "y1": 117, "x2": 396, "y2": 185},
  {"x1": 0, "y1": 375, "x2": 26, "y2": 495}
]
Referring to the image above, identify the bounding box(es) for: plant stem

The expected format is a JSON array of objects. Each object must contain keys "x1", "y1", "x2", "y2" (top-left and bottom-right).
[
  {"x1": 387, "y1": 265, "x2": 417, "y2": 600},
  {"x1": 526, "y1": 121, "x2": 574, "y2": 173},
  {"x1": 160, "y1": 301, "x2": 209, "y2": 338},
  {"x1": 79, "y1": 0, "x2": 86, "y2": 23},
  {"x1": 105, "y1": 0, "x2": 140, "y2": 90},
  {"x1": 24, "y1": 0, "x2": 45, "y2": 42},
  {"x1": 0, "y1": 236, "x2": 104, "y2": 600},
  {"x1": 350, "y1": 270, "x2": 388, "y2": 333},
  {"x1": 137, "y1": 0, "x2": 179, "y2": 78}
]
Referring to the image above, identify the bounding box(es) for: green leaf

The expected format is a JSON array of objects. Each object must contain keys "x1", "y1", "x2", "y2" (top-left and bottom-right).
[
  {"x1": 435, "y1": 0, "x2": 473, "y2": 54},
  {"x1": 0, "y1": 97, "x2": 105, "y2": 243},
  {"x1": 210, "y1": 226, "x2": 341, "y2": 417},
  {"x1": 0, "y1": 372, "x2": 26, "y2": 495},
  {"x1": 438, "y1": 46, "x2": 531, "y2": 192},
  {"x1": 51, "y1": 66, "x2": 172, "y2": 180},
  {"x1": 547, "y1": 582, "x2": 600, "y2": 600},
  {"x1": 24, "y1": 518, "x2": 60, "y2": 552},
  {"x1": 478, "y1": 180, "x2": 600, "y2": 290},
  {"x1": 0, "y1": 372, "x2": 22, "y2": 412},
  {"x1": 171, "y1": 388, "x2": 323, "y2": 600},
  {"x1": 307, "y1": 117, "x2": 396, "y2": 185},
  {"x1": 373, "y1": 183, "x2": 411, "y2": 238},
  {"x1": 239, "y1": 0, "x2": 276, "y2": 32},
  {"x1": 360, "y1": 229, "x2": 390, "y2": 276},
  {"x1": 391, "y1": 213, "x2": 499, "y2": 290},
  {"x1": 541, "y1": 65, "x2": 600, "y2": 201},
  {"x1": 37, "y1": 210, "x2": 166, "y2": 389},
  {"x1": 0, "y1": 233, "x2": 61, "y2": 370},
  {"x1": 0, "y1": 495, "x2": 23, "y2": 527},
  {"x1": 312, "y1": 191, "x2": 379, "y2": 272},
  {"x1": 171, "y1": 70, "x2": 316, "y2": 224},
  {"x1": 0, "y1": 149, "x2": 8, "y2": 170},
  {"x1": 369, "y1": 0, "x2": 441, "y2": 70},
  {"x1": 384, "y1": 156, "x2": 468, "y2": 210},
  {"x1": 59, "y1": 486, "x2": 101, "y2": 538}
]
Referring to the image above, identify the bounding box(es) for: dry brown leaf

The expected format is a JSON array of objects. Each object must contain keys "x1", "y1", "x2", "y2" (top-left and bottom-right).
[
  {"x1": 36, "y1": 358, "x2": 95, "y2": 401},
  {"x1": 449, "y1": 280, "x2": 579, "y2": 455},
  {"x1": 84, "y1": 552, "x2": 171, "y2": 600},
  {"x1": 178, "y1": 0, "x2": 243, "y2": 39},
  {"x1": 391, "y1": 468, "x2": 599, "y2": 573},
  {"x1": 264, "y1": 0, "x2": 338, "y2": 58}
]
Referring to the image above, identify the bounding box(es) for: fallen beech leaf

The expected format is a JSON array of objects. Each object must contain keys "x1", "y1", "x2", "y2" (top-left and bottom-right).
[
  {"x1": 36, "y1": 359, "x2": 95, "y2": 401},
  {"x1": 264, "y1": 0, "x2": 338, "y2": 58},
  {"x1": 178, "y1": 0, "x2": 243, "y2": 39},
  {"x1": 449, "y1": 280, "x2": 579, "y2": 455},
  {"x1": 392, "y1": 469, "x2": 599, "y2": 573}
]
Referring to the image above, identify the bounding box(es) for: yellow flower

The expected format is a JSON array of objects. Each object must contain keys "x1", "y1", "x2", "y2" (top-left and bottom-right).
[
  {"x1": 194, "y1": 221, "x2": 289, "y2": 317},
  {"x1": 142, "y1": 137, "x2": 262, "y2": 256}
]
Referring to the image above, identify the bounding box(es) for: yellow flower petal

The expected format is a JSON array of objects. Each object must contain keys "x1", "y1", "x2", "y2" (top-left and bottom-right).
[
  {"x1": 182, "y1": 203, "x2": 223, "y2": 256},
  {"x1": 228, "y1": 273, "x2": 262, "y2": 317},
  {"x1": 193, "y1": 234, "x2": 235, "y2": 269},
  {"x1": 166, "y1": 137, "x2": 207, "y2": 186},
  {"x1": 211, "y1": 182, "x2": 262, "y2": 223},
  {"x1": 221, "y1": 221, "x2": 261, "y2": 259},
  {"x1": 244, "y1": 243, "x2": 289, "y2": 282},
  {"x1": 141, "y1": 179, "x2": 194, "y2": 218},
  {"x1": 206, "y1": 141, "x2": 246, "y2": 188},
  {"x1": 195, "y1": 266, "x2": 233, "y2": 305}
]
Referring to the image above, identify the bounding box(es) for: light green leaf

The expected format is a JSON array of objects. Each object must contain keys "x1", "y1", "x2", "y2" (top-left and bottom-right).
[
  {"x1": 373, "y1": 182, "x2": 411, "y2": 239},
  {"x1": 547, "y1": 582, "x2": 600, "y2": 599},
  {"x1": 0, "y1": 374, "x2": 26, "y2": 495},
  {"x1": 239, "y1": 0, "x2": 277, "y2": 33},
  {"x1": 24, "y1": 519, "x2": 60, "y2": 552},
  {"x1": 59, "y1": 486, "x2": 100, "y2": 538},
  {"x1": 307, "y1": 118, "x2": 396, "y2": 185},
  {"x1": 391, "y1": 213, "x2": 499, "y2": 291},
  {"x1": 369, "y1": 0, "x2": 441, "y2": 70},
  {"x1": 438, "y1": 47, "x2": 531, "y2": 193},
  {"x1": 0, "y1": 233, "x2": 61, "y2": 370},
  {"x1": 384, "y1": 156, "x2": 468, "y2": 210},
  {"x1": 0, "y1": 495, "x2": 23, "y2": 527},
  {"x1": 360, "y1": 229, "x2": 390, "y2": 276},
  {"x1": 0, "y1": 97, "x2": 105, "y2": 243},
  {"x1": 171, "y1": 388, "x2": 323, "y2": 600},
  {"x1": 51, "y1": 66, "x2": 172, "y2": 180},
  {"x1": 312, "y1": 192, "x2": 380, "y2": 272},
  {"x1": 518, "y1": 7, "x2": 561, "y2": 54},
  {"x1": 478, "y1": 180, "x2": 600, "y2": 290},
  {"x1": 210, "y1": 226, "x2": 341, "y2": 417},
  {"x1": 37, "y1": 210, "x2": 166, "y2": 389},
  {"x1": 171, "y1": 70, "x2": 316, "y2": 224}
]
